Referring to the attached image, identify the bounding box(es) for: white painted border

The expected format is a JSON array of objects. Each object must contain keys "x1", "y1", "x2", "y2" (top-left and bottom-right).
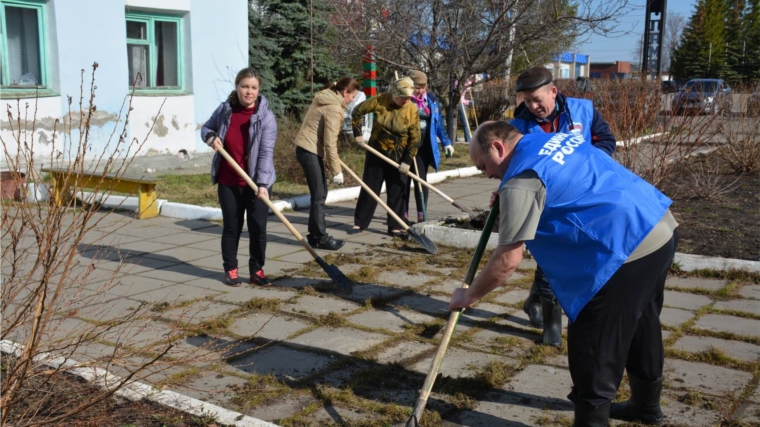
[{"x1": 0, "y1": 340, "x2": 281, "y2": 427}]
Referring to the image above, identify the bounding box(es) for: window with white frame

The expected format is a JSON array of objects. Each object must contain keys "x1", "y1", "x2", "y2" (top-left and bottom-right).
[
  {"x1": 125, "y1": 12, "x2": 182, "y2": 90},
  {"x1": 0, "y1": 0, "x2": 47, "y2": 88}
]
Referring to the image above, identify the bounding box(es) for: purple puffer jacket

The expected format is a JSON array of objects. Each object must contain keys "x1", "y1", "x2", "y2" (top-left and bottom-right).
[{"x1": 201, "y1": 94, "x2": 278, "y2": 187}]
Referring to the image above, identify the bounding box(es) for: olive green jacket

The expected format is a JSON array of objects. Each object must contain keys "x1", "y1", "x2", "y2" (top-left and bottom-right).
[{"x1": 351, "y1": 93, "x2": 421, "y2": 165}]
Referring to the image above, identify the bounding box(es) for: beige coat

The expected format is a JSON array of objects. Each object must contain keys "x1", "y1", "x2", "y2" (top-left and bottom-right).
[{"x1": 294, "y1": 89, "x2": 347, "y2": 176}]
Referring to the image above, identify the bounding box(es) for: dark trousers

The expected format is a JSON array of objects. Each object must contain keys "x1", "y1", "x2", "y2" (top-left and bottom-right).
[
  {"x1": 295, "y1": 146, "x2": 328, "y2": 243},
  {"x1": 404, "y1": 140, "x2": 434, "y2": 217},
  {"x1": 567, "y1": 230, "x2": 678, "y2": 409},
  {"x1": 354, "y1": 151, "x2": 409, "y2": 232},
  {"x1": 534, "y1": 265, "x2": 555, "y2": 299},
  {"x1": 217, "y1": 183, "x2": 270, "y2": 273}
]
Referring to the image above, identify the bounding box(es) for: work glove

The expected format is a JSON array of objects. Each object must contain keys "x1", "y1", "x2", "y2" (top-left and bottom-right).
[
  {"x1": 444, "y1": 145, "x2": 455, "y2": 158},
  {"x1": 332, "y1": 173, "x2": 344, "y2": 185},
  {"x1": 398, "y1": 162, "x2": 410, "y2": 175},
  {"x1": 354, "y1": 136, "x2": 365, "y2": 145}
]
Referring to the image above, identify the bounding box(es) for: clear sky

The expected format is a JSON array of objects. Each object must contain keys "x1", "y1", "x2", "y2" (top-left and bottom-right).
[{"x1": 576, "y1": 0, "x2": 699, "y2": 64}]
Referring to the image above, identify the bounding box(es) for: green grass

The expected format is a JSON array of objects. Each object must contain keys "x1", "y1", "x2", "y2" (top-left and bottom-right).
[{"x1": 154, "y1": 134, "x2": 474, "y2": 207}]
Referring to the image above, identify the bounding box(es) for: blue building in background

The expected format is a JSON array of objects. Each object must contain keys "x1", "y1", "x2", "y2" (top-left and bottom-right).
[
  {"x1": 0, "y1": 0, "x2": 248, "y2": 163},
  {"x1": 545, "y1": 52, "x2": 590, "y2": 80}
]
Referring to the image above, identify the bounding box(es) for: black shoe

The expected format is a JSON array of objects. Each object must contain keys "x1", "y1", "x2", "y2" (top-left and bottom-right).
[
  {"x1": 251, "y1": 269, "x2": 272, "y2": 287},
  {"x1": 224, "y1": 268, "x2": 243, "y2": 287},
  {"x1": 572, "y1": 402, "x2": 610, "y2": 427},
  {"x1": 541, "y1": 296, "x2": 563, "y2": 347},
  {"x1": 610, "y1": 374, "x2": 664, "y2": 425},
  {"x1": 315, "y1": 236, "x2": 345, "y2": 250},
  {"x1": 523, "y1": 283, "x2": 543, "y2": 328},
  {"x1": 346, "y1": 227, "x2": 363, "y2": 235}
]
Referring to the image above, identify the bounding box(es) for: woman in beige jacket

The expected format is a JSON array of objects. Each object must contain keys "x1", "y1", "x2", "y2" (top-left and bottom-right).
[{"x1": 295, "y1": 77, "x2": 361, "y2": 250}]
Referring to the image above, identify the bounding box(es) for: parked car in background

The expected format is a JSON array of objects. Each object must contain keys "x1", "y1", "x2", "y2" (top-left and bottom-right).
[
  {"x1": 661, "y1": 80, "x2": 680, "y2": 93},
  {"x1": 747, "y1": 85, "x2": 760, "y2": 117},
  {"x1": 671, "y1": 79, "x2": 733, "y2": 116}
]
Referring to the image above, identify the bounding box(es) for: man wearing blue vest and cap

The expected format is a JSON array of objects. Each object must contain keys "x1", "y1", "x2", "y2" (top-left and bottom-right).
[
  {"x1": 450, "y1": 121, "x2": 678, "y2": 426},
  {"x1": 511, "y1": 66, "x2": 617, "y2": 348}
]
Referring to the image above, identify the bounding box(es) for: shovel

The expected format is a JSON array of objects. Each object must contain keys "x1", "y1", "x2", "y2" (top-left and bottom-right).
[
  {"x1": 401, "y1": 203, "x2": 499, "y2": 427},
  {"x1": 358, "y1": 142, "x2": 476, "y2": 217},
  {"x1": 216, "y1": 144, "x2": 353, "y2": 293},
  {"x1": 339, "y1": 159, "x2": 437, "y2": 255}
]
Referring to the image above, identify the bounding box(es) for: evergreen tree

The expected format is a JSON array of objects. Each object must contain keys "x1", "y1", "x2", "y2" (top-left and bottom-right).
[
  {"x1": 671, "y1": 1, "x2": 711, "y2": 81},
  {"x1": 745, "y1": 0, "x2": 760, "y2": 80},
  {"x1": 721, "y1": 0, "x2": 745, "y2": 83},
  {"x1": 252, "y1": 0, "x2": 347, "y2": 117},
  {"x1": 249, "y1": 1, "x2": 284, "y2": 116}
]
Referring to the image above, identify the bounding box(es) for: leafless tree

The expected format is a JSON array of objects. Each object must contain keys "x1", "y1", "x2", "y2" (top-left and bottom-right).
[{"x1": 326, "y1": 0, "x2": 633, "y2": 138}]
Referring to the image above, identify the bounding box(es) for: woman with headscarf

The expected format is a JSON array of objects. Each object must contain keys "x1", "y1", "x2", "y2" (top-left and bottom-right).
[{"x1": 347, "y1": 77, "x2": 421, "y2": 238}]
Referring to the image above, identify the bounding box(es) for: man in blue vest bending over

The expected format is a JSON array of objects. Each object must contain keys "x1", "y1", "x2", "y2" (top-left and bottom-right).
[
  {"x1": 450, "y1": 121, "x2": 677, "y2": 426},
  {"x1": 511, "y1": 66, "x2": 616, "y2": 347}
]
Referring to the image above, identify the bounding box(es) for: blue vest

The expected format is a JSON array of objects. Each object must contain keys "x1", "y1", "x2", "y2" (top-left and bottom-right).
[
  {"x1": 499, "y1": 133, "x2": 671, "y2": 321},
  {"x1": 511, "y1": 97, "x2": 594, "y2": 145}
]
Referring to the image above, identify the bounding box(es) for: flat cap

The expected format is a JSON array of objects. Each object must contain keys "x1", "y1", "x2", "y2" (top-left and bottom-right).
[
  {"x1": 515, "y1": 67, "x2": 553, "y2": 92},
  {"x1": 407, "y1": 70, "x2": 428, "y2": 86}
]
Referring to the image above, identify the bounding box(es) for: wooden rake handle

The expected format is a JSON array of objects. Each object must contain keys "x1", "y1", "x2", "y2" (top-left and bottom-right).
[{"x1": 215, "y1": 144, "x2": 322, "y2": 261}]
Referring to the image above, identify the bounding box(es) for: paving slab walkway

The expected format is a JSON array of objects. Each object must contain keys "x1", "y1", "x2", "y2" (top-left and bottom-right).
[{"x1": 5, "y1": 176, "x2": 760, "y2": 426}]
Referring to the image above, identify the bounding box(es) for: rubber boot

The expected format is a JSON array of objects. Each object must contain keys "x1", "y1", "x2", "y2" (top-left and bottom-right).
[
  {"x1": 541, "y1": 296, "x2": 563, "y2": 347},
  {"x1": 522, "y1": 282, "x2": 543, "y2": 328},
  {"x1": 610, "y1": 374, "x2": 664, "y2": 425},
  {"x1": 571, "y1": 402, "x2": 610, "y2": 427}
]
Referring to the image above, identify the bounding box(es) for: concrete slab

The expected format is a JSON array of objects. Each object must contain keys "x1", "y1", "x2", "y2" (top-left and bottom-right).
[
  {"x1": 463, "y1": 328, "x2": 536, "y2": 359},
  {"x1": 672, "y1": 335, "x2": 760, "y2": 362},
  {"x1": 374, "y1": 340, "x2": 435, "y2": 365},
  {"x1": 228, "y1": 344, "x2": 334, "y2": 380},
  {"x1": 660, "y1": 307, "x2": 695, "y2": 328},
  {"x1": 143, "y1": 247, "x2": 220, "y2": 264},
  {"x1": 664, "y1": 290, "x2": 713, "y2": 311},
  {"x1": 273, "y1": 277, "x2": 328, "y2": 289},
  {"x1": 309, "y1": 404, "x2": 367, "y2": 424},
  {"x1": 408, "y1": 347, "x2": 516, "y2": 379},
  {"x1": 461, "y1": 302, "x2": 508, "y2": 323},
  {"x1": 283, "y1": 295, "x2": 362, "y2": 317},
  {"x1": 160, "y1": 301, "x2": 234, "y2": 326},
  {"x1": 285, "y1": 327, "x2": 387, "y2": 356},
  {"x1": 347, "y1": 308, "x2": 438, "y2": 334},
  {"x1": 177, "y1": 373, "x2": 250, "y2": 407},
  {"x1": 739, "y1": 284, "x2": 760, "y2": 300},
  {"x1": 247, "y1": 394, "x2": 317, "y2": 423},
  {"x1": 714, "y1": 299, "x2": 760, "y2": 316},
  {"x1": 375, "y1": 270, "x2": 437, "y2": 288},
  {"x1": 659, "y1": 393, "x2": 724, "y2": 426},
  {"x1": 449, "y1": 390, "x2": 572, "y2": 426},
  {"x1": 211, "y1": 286, "x2": 299, "y2": 305},
  {"x1": 229, "y1": 313, "x2": 311, "y2": 341},
  {"x1": 664, "y1": 359, "x2": 753, "y2": 397},
  {"x1": 493, "y1": 289, "x2": 529, "y2": 306},
  {"x1": 341, "y1": 283, "x2": 407, "y2": 304},
  {"x1": 134, "y1": 262, "x2": 219, "y2": 283},
  {"x1": 736, "y1": 402, "x2": 760, "y2": 424},
  {"x1": 666, "y1": 277, "x2": 727, "y2": 292},
  {"x1": 694, "y1": 314, "x2": 760, "y2": 338},
  {"x1": 392, "y1": 292, "x2": 454, "y2": 316},
  {"x1": 502, "y1": 364, "x2": 573, "y2": 403}
]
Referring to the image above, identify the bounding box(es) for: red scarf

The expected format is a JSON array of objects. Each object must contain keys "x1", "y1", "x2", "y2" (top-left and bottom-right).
[{"x1": 412, "y1": 95, "x2": 430, "y2": 115}]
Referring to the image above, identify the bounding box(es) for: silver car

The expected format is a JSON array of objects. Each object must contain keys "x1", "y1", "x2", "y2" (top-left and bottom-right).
[{"x1": 671, "y1": 79, "x2": 733, "y2": 116}]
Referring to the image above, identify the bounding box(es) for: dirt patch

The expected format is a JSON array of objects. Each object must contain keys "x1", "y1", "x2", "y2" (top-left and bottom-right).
[
  {"x1": 446, "y1": 164, "x2": 759, "y2": 261},
  {"x1": 3, "y1": 359, "x2": 229, "y2": 427}
]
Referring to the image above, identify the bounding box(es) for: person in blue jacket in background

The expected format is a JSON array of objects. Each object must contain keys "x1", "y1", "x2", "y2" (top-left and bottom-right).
[
  {"x1": 452, "y1": 121, "x2": 678, "y2": 426},
  {"x1": 403, "y1": 70, "x2": 454, "y2": 223},
  {"x1": 510, "y1": 67, "x2": 617, "y2": 347}
]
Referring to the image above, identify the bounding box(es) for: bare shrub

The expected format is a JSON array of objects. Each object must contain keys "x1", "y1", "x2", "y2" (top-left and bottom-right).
[
  {"x1": 679, "y1": 154, "x2": 741, "y2": 201},
  {"x1": 717, "y1": 114, "x2": 760, "y2": 174},
  {"x1": 0, "y1": 64, "x2": 236, "y2": 426},
  {"x1": 471, "y1": 78, "x2": 513, "y2": 122}
]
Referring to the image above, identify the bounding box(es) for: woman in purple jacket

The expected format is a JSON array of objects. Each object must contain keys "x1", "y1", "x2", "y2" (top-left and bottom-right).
[{"x1": 202, "y1": 68, "x2": 278, "y2": 287}]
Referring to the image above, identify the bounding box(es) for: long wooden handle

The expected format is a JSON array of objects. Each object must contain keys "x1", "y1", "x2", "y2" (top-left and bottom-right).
[
  {"x1": 410, "y1": 204, "x2": 499, "y2": 422},
  {"x1": 338, "y1": 159, "x2": 409, "y2": 232},
  {"x1": 358, "y1": 142, "x2": 455, "y2": 203},
  {"x1": 215, "y1": 145, "x2": 322, "y2": 261}
]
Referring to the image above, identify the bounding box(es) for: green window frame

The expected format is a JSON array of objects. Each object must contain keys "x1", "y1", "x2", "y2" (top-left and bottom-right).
[
  {"x1": 0, "y1": 0, "x2": 49, "y2": 90},
  {"x1": 125, "y1": 12, "x2": 183, "y2": 93}
]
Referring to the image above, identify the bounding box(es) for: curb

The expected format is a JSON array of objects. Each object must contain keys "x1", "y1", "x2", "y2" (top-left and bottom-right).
[
  {"x1": 0, "y1": 340, "x2": 280, "y2": 427},
  {"x1": 411, "y1": 221, "x2": 760, "y2": 274},
  {"x1": 83, "y1": 166, "x2": 483, "y2": 221}
]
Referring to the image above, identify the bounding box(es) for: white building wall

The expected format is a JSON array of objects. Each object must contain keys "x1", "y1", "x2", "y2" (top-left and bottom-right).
[{"x1": 1, "y1": 0, "x2": 248, "y2": 168}]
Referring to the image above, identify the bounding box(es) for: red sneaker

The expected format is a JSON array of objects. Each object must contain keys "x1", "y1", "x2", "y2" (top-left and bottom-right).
[
  {"x1": 225, "y1": 268, "x2": 243, "y2": 287},
  {"x1": 251, "y1": 269, "x2": 272, "y2": 287}
]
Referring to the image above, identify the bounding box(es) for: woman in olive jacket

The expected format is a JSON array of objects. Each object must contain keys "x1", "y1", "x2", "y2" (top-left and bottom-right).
[{"x1": 295, "y1": 77, "x2": 361, "y2": 250}]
